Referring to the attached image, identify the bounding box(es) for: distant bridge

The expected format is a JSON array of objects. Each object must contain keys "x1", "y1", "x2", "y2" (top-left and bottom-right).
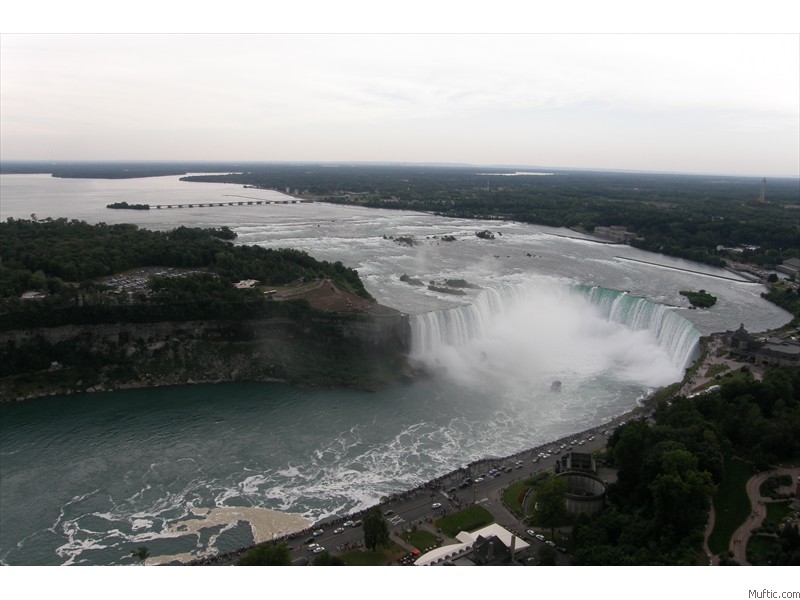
[{"x1": 153, "y1": 195, "x2": 311, "y2": 209}]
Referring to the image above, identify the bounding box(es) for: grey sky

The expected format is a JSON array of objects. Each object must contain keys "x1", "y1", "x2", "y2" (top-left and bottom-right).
[{"x1": 1, "y1": 30, "x2": 798, "y2": 176}]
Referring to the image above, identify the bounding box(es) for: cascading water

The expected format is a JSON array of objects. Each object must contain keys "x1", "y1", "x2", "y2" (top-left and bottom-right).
[
  {"x1": 410, "y1": 281, "x2": 700, "y2": 389},
  {"x1": 573, "y1": 285, "x2": 701, "y2": 371}
]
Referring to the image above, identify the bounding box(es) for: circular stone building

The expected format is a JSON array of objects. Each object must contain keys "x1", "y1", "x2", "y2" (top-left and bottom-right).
[{"x1": 558, "y1": 471, "x2": 607, "y2": 516}]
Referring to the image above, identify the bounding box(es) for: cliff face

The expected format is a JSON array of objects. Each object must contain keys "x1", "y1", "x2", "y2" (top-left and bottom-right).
[{"x1": 0, "y1": 310, "x2": 411, "y2": 401}]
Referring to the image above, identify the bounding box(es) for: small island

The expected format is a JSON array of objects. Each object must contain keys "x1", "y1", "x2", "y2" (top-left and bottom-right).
[
  {"x1": 107, "y1": 201, "x2": 151, "y2": 210},
  {"x1": 680, "y1": 289, "x2": 717, "y2": 308}
]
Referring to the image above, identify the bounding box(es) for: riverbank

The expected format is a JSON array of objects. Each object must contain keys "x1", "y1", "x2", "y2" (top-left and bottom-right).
[{"x1": 182, "y1": 396, "x2": 653, "y2": 566}]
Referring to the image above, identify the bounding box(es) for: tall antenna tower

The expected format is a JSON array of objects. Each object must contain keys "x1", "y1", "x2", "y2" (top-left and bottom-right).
[{"x1": 758, "y1": 177, "x2": 767, "y2": 204}]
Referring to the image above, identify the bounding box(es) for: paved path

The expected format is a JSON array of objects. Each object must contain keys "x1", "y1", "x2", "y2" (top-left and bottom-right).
[
  {"x1": 729, "y1": 467, "x2": 799, "y2": 565},
  {"x1": 703, "y1": 504, "x2": 719, "y2": 565}
]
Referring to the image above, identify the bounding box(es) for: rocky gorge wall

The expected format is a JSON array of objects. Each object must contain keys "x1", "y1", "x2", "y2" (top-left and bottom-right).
[{"x1": 0, "y1": 310, "x2": 411, "y2": 401}]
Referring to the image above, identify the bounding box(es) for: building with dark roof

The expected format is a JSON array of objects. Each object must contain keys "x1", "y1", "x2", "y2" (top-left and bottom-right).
[
  {"x1": 725, "y1": 324, "x2": 800, "y2": 367},
  {"x1": 777, "y1": 258, "x2": 800, "y2": 278},
  {"x1": 557, "y1": 451, "x2": 596, "y2": 474}
]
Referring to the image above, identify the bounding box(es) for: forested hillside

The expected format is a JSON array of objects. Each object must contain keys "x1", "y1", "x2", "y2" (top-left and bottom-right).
[{"x1": 0, "y1": 218, "x2": 371, "y2": 329}]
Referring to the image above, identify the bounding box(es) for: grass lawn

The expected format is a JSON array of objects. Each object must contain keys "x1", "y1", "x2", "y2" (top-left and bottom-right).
[
  {"x1": 708, "y1": 456, "x2": 754, "y2": 555},
  {"x1": 503, "y1": 480, "x2": 531, "y2": 516},
  {"x1": 759, "y1": 475, "x2": 793, "y2": 499},
  {"x1": 746, "y1": 535, "x2": 778, "y2": 566},
  {"x1": 340, "y1": 542, "x2": 407, "y2": 566},
  {"x1": 436, "y1": 505, "x2": 494, "y2": 538},
  {"x1": 705, "y1": 363, "x2": 729, "y2": 377},
  {"x1": 399, "y1": 529, "x2": 438, "y2": 551},
  {"x1": 765, "y1": 501, "x2": 794, "y2": 526}
]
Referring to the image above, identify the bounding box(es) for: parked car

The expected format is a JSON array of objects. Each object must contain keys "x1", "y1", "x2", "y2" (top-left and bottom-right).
[
  {"x1": 431, "y1": 502, "x2": 442, "y2": 509},
  {"x1": 312, "y1": 529, "x2": 323, "y2": 536},
  {"x1": 334, "y1": 527, "x2": 345, "y2": 534}
]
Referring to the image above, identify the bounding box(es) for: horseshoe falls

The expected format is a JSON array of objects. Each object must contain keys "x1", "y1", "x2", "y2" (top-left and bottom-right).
[
  {"x1": 574, "y1": 285, "x2": 701, "y2": 370},
  {"x1": 410, "y1": 283, "x2": 700, "y2": 390}
]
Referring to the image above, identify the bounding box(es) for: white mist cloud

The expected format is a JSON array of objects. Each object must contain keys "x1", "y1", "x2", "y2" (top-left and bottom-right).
[{"x1": 412, "y1": 284, "x2": 685, "y2": 392}]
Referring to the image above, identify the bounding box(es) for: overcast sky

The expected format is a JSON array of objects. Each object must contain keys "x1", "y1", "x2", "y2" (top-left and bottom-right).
[{"x1": 1, "y1": 19, "x2": 798, "y2": 176}]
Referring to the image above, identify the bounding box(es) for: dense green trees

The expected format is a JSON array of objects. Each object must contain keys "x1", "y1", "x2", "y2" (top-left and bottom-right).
[
  {"x1": 0, "y1": 218, "x2": 369, "y2": 298},
  {"x1": 363, "y1": 508, "x2": 390, "y2": 552},
  {"x1": 236, "y1": 542, "x2": 291, "y2": 566},
  {"x1": 572, "y1": 366, "x2": 800, "y2": 565},
  {"x1": 107, "y1": 202, "x2": 150, "y2": 210},
  {"x1": 0, "y1": 218, "x2": 373, "y2": 330},
  {"x1": 680, "y1": 289, "x2": 717, "y2": 308},
  {"x1": 533, "y1": 475, "x2": 568, "y2": 539}
]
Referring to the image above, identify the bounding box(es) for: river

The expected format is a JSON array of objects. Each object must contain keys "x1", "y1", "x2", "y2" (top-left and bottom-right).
[{"x1": 0, "y1": 173, "x2": 791, "y2": 565}]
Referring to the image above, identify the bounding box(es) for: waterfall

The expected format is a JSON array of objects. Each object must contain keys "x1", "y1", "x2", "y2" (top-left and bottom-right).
[
  {"x1": 410, "y1": 282, "x2": 700, "y2": 387},
  {"x1": 572, "y1": 285, "x2": 701, "y2": 371}
]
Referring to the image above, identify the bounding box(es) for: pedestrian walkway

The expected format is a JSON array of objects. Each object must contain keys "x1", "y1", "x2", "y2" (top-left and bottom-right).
[
  {"x1": 703, "y1": 504, "x2": 719, "y2": 565},
  {"x1": 729, "y1": 467, "x2": 799, "y2": 565}
]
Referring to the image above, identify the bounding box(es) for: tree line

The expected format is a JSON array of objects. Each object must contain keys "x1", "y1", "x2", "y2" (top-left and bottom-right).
[{"x1": 183, "y1": 165, "x2": 799, "y2": 269}]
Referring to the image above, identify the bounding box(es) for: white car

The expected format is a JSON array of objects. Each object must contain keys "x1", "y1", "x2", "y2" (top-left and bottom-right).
[
  {"x1": 313, "y1": 546, "x2": 326, "y2": 554},
  {"x1": 343, "y1": 520, "x2": 354, "y2": 527},
  {"x1": 474, "y1": 477, "x2": 484, "y2": 483},
  {"x1": 431, "y1": 502, "x2": 442, "y2": 509},
  {"x1": 312, "y1": 529, "x2": 323, "y2": 536},
  {"x1": 334, "y1": 527, "x2": 345, "y2": 534},
  {"x1": 535, "y1": 534, "x2": 545, "y2": 542}
]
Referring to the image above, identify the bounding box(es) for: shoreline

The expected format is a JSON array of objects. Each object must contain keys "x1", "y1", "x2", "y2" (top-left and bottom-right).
[
  {"x1": 612, "y1": 255, "x2": 754, "y2": 283},
  {"x1": 185, "y1": 391, "x2": 658, "y2": 566}
]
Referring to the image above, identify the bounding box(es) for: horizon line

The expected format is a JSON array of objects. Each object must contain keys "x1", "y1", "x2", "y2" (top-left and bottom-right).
[{"x1": 1, "y1": 159, "x2": 798, "y2": 180}]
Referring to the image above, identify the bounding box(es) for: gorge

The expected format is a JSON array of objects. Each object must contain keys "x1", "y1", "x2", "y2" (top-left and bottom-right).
[{"x1": 0, "y1": 173, "x2": 792, "y2": 565}]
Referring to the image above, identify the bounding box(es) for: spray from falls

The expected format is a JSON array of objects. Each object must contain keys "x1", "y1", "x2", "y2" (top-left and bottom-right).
[
  {"x1": 410, "y1": 282, "x2": 700, "y2": 389},
  {"x1": 572, "y1": 285, "x2": 700, "y2": 372}
]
